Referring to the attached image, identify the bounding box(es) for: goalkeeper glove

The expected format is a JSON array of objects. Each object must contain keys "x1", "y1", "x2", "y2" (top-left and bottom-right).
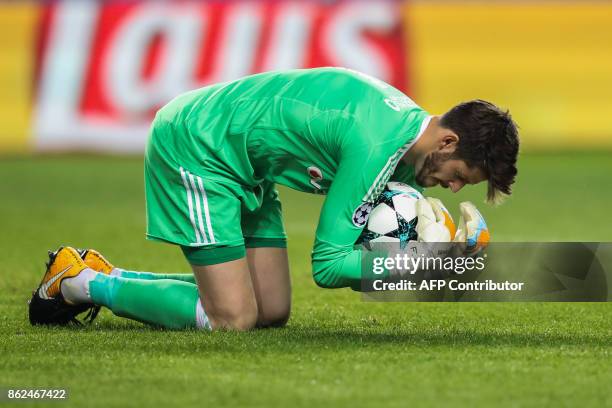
[
  {"x1": 453, "y1": 201, "x2": 490, "y2": 256},
  {"x1": 415, "y1": 197, "x2": 457, "y2": 242},
  {"x1": 416, "y1": 198, "x2": 490, "y2": 254}
]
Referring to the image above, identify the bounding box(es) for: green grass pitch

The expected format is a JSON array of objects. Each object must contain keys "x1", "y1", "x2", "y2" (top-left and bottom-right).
[{"x1": 0, "y1": 152, "x2": 610, "y2": 407}]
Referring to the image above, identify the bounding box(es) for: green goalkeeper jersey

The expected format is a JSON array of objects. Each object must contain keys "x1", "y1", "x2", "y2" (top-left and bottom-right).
[{"x1": 152, "y1": 67, "x2": 429, "y2": 289}]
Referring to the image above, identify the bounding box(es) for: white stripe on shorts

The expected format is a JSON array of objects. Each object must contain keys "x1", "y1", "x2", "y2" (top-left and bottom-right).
[
  {"x1": 196, "y1": 175, "x2": 216, "y2": 244},
  {"x1": 187, "y1": 172, "x2": 209, "y2": 244},
  {"x1": 179, "y1": 167, "x2": 202, "y2": 244}
]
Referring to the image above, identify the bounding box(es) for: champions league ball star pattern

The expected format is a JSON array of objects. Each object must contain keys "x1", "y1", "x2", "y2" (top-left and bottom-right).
[{"x1": 355, "y1": 182, "x2": 423, "y2": 250}]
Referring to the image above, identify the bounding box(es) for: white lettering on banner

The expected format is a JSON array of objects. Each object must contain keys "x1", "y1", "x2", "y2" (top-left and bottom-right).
[
  {"x1": 262, "y1": 3, "x2": 314, "y2": 71},
  {"x1": 214, "y1": 2, "x2": 262, "y2": 82},
  {"x1": 33, "y1": 1, "x2": 403, "y2": 152},
  {"x1": 104, "y1": 3, "x2": 205, "y2": 114},
  {"x1": 35, "y1": 1, "x2": 150, "y2": 151},
  {"x1": 322, "y1": 2, "x2": 395, "y2": 82},
  {"x1": 105, "y1": 2, "x2": 264, "y2": 113},
  {"x1": 35, "y1": 1, "x2": 98, "y2": 147}
]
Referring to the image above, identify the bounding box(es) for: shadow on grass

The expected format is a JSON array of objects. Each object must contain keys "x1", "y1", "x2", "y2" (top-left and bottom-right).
[{"x1": 25, "y1": 321, "x2": 610, "y2": 352}]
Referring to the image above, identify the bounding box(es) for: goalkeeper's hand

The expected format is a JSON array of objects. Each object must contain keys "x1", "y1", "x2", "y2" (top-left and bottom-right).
[
  {"x1": 416, "y1": 198, "x2": 490, "y2": 255},
  {"x1": 415, "y1": 197, "x2": 457, "y2": 242},
  {"x1": 453, "y1": 201, "x2": 490, "y2": 256}
]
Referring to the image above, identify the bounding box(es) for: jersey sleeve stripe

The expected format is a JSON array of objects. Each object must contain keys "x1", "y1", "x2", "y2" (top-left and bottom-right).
[
  {"x1": 361, "y1": 116, "x2": 432, "y2": 203},
  {"x1": 363, "y1": 154, "x2": 395, "y2": 202}
]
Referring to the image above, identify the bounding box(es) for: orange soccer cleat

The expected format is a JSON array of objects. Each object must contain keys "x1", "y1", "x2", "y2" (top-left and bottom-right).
[
  {"x1": 77, "y1": 248, "x2": 115, "y2": 275},
  {"x1": 28, "y1": 247, "x2": 100, "y2": 326}
]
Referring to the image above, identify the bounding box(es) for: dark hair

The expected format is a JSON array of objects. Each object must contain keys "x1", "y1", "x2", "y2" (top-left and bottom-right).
[{"x1": 440, "y1": 99, "x2": 519, "y2": 204}]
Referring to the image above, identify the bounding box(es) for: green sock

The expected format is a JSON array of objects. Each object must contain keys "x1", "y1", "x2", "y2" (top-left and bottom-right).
[
  {"x1": 89, "y1": 274, "x2": 210, "y2": 330},
  {"x1": 117, "y1": 269, "x2": 196, "y2": 284}
]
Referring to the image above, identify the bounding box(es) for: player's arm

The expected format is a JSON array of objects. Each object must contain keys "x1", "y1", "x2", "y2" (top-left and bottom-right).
[
  {"x1": 312, "y1": 164, "x2": 491, "y2": 290},
  {"x1": 306, "y1": 80, "x2": 427, "y2": 290},
  {"x1": 311, "y1": 169, "x2": 369, "y2": 289},
  {"x1": 310, "y1": 120, "x2": 387, "y2": 290}
]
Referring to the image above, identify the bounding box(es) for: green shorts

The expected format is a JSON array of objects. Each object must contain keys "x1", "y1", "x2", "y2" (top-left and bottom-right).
[{"x1": 144, "y1": 120, "x2": 287, "y2": 266}]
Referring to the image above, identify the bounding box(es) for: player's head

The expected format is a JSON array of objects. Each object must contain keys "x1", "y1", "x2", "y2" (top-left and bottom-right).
[{"x1": 414, "y1": 100, "x2": 519, "y2": 204}]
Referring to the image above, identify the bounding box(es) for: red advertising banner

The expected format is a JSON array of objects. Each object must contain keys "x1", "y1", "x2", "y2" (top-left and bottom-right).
[{"x1": 34, "y1": 1, "x2": 408, "y2": 151}]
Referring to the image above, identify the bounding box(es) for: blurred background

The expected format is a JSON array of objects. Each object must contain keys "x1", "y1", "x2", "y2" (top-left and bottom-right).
[
  {"x1": 1, "y1": 0, "x2": 611, "y2": 255},
  {"x1": 3, "y1": 0, "x2": 612, "y2": 152},
  {"x1": 2, "y1": 3, "x2": 610, "y2": 406}
]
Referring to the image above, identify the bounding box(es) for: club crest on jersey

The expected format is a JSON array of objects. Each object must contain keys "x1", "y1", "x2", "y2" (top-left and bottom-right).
[
  {"x1": 307, "y1": 166, "x2": 323, "y2": 190},
  {"x1": 352, "y1": 202, "x2": 374, "y2": 227}
]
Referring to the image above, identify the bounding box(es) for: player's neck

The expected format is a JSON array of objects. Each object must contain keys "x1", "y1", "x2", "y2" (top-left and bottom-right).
[{"x1": 403, "y1": 115, "x2": 441, "y2": 166}]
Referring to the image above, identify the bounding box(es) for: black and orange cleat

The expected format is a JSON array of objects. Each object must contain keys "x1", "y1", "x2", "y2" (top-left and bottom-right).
[
  {"x1": 76, "y1": 248, "x2": 114, "y2": 275},
  {"x1": 28, "y1": 247, "x2": 100, "y2": 326}
]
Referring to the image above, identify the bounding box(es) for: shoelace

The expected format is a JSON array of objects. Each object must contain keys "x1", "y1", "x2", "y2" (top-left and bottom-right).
[
  {"x1": 70, "y1": 305, "x2": 101, "y2": 326},
  {"x1": 83, "y1": 305, "x2": 101, "y2": 324}
]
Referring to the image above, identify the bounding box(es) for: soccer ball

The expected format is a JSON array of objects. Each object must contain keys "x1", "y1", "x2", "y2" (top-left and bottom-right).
[{"x1": 355, "y1": 182, "x2": 423, "y2": 250}]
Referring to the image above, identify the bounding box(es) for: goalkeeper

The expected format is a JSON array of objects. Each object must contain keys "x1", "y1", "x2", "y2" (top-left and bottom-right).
[{"x1": 29, "y1": 68, "x2": 519, "y2": 331}]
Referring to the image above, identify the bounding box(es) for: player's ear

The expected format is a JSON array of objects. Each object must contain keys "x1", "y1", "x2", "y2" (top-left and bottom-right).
[{"x1": 439, "y1": 130, "x2": 459, "y2": 153}]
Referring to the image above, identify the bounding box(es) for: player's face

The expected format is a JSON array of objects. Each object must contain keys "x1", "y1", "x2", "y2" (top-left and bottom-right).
[{"x1": 415, "y1": 151, "x2": 486, "y2": 193}]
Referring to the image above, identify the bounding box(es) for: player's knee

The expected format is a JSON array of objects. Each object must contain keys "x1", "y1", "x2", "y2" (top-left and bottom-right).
[
  {"x1": 257, "y1": 304, "x2": 291, "y2": 328},
  {"x1": 209, "y1": 301, "x2": 258, "y2": 331},
  {"x1": 212, "y1": 309, "x2": 258, "y2": 331},
  {"x1": 229, "y1": 312, "x2": 258, "y2": 331}
]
